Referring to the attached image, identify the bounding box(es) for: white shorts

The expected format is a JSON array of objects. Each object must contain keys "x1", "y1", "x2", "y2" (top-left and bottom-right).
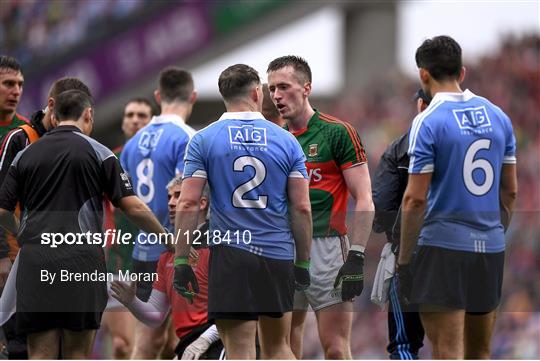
[{"x1": 294, "y1": 236, "x2": 350, "y2": 311}]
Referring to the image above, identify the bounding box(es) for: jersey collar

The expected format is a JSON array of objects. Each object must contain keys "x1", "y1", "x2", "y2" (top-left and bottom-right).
[
  {"x1": 150, "y1": 114, "x2": 186, "y2": 127},
  {"x1": 218, "y1": 111, "x2": 264, "y2": 121},
  {"x1": 431, "y1": 89, "x2": 476, "y2": 103},
  {"x1": 285, "y1": 109, "x2": 319, "y2": 136}
]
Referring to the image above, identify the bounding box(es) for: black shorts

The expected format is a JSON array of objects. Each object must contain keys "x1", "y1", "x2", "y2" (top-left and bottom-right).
[
  {"x1": 175, "y1": 323, "x2": 225, "y2": 359},
  {"x1": 132, "y1": 259, "x2": 159, "y2": 301},
  {"x1": 411, "y1": 246, "x2": 504, "y2": 313},
  {"x1": 16, "y1": 245, "x2": 107, "y2": 335},
  {"x1": 208, "y1": 246, "x2": 294, "y2": 321}
]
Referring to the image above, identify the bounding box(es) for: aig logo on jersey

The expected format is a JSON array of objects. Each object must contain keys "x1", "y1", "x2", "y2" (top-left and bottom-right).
[
  {"x1": 228, "y1": 125, "x2": 267, "y2": 146},
  {"x1": 453, "y1": 106, "x2": 492, "y2": 132}
]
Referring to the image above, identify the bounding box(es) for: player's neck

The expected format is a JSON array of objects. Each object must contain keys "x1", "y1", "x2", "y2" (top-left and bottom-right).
[
  {"x1": 430, "y1": 81, "x2": 462, "y2": 96},
  {"x1": 160, "y1": 102, "x2": 191, "y2": 122},
  {"x1": 0, "y1": 109, "x2": 15, "y2": 124},
  {"x1": 287, "y1": 104, "x2": 315, "y2": 133},
  {"x1": 226, "y1": 101, "x2": 259, "y2": 113}
]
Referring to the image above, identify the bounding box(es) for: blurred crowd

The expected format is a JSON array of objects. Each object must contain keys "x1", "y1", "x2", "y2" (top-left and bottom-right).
[
  {"x1": 0, "y1": 0, "x2": 146, "y2": 66},
  {"x1": 300, "y1": 34, "x2": 540, "y2": 359}
]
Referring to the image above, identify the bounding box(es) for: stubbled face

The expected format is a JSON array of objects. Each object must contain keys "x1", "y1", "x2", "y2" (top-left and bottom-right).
[
  {"x1": 267, "y1": 66, "x2": 307, "y2": 121},
  {"x1": 167, "y1": 183, "x2": 182, "y2": 225},
  {"x1": 122, "y1": 102, "x2": 152, "y2": 139},
  {"x1": 0, "y1": 69, "x2": 23, "y2": 115}
]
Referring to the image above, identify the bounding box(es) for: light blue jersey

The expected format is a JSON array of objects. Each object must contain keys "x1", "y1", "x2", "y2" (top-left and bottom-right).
[
  {"x1": 183, "y1": 111, "x2": 308, "y2": 260},
  {"x1": 408, "y1": 90, "x2": 516, "y2": 253},
  {"x1": 121, "y1": 115, "x2": 195, "y2": 261}
]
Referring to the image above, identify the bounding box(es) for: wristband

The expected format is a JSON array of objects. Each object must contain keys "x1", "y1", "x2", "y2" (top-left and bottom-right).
[
  {"x1": 294, "y1": 260, "x2": 310, "y2": 269},
  {"x1": 350, "y1": 245, "x2": 365, "y2": 253},
  {"x1": 174, "y1": 257, "x2": 189, "y2": 266}
]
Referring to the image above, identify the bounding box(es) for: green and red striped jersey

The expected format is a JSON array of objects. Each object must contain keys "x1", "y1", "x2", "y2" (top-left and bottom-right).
[
  {"x1": 0, "y1": 113, "x2": 30, "y2": 146},
  {"x1": 287, "y1": 110, "x2": 367, "y2": 237}
]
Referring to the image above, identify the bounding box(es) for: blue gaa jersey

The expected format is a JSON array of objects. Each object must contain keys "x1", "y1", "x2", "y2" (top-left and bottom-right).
[
  {"x1": 121, "y1": 114, "x2": 195, "y2": 261},
  {"x1": 409, "y1": 89, "x2": 516, "y2": 253},
  {"x1": 183, "y1": 111, "x2": 308, "y2": 260}
]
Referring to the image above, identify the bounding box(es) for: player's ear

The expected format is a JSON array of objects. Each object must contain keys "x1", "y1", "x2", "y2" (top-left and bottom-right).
[
  {"x1": 154, "y1": 90, "x2": 161, "y2": 105},
  {"x1": 419, "y1": 68, "x2": 430, "y2": 86},
  {"x1": 199, "y1": 197, "x2": 208, "y2": 211},
  {"x1": 48, "y1": 97, "x2": 54, "y2": 110},
  {"x1": 458, "y1": 66, "x2": 466, "y2": 83},
  {"x1": 303, "y1": 81, "x2": 312, "y2": 97},
  {"x1": 189, "y1": 90, "x2": 197, "y2": 105}
]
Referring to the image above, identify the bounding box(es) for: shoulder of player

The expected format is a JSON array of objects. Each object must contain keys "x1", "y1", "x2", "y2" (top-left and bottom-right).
[
  {"x1": 72, "y1": 132, "x2": 116, "y2": 162},
  {"x1": 0, "y1": 128, "x2": 27, "y2": 155},
  {"x1": 15, "y1": 113, "x2": 30, "y2": 125},
  {"x1": 317, "y1": 112, "x2": 358, "y2": 135}
]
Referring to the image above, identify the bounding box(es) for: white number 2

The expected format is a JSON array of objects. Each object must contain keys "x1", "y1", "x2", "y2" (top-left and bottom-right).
[
  {"x1": 136, "y1": 158, "x2": 155, "y2": 203},
  {"x1": 463, "y1": 139, "x2": 494, "y2": 196},
  {"x1": 232, "y1": 156, "x2": 268, "y2": 209}
]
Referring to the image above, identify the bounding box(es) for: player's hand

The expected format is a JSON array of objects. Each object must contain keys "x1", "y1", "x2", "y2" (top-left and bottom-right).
[
  {"x1": 0, "y1": 257, "x2": 12, "y2": 288},
  {"x1": 294, "y1": 260, "x2": 310, "y2": 291},
  {"x1": 333, "y1": 250, "x2": 365, "y2": 301},
  {"x1": 173, "y1": 257, "x2": 199, "y2": 304},
  {"x1": 396, "y1": 263, "x2": 413, "y2": 307},
  {"x1": 181, "y1": 334, "x2": 212, "y2": 360},
  {"x1": 110, "y1": 280, "x2": 136, "y2": 306}
]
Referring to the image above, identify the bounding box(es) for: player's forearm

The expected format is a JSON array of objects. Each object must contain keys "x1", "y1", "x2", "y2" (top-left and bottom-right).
[
  {"x1": 174, "y1": 200, "x2": 200, "y2": 258},
  {"x1": 120, "y1": 196, "x2": 166, "y2": 235},
  {"x1": 500, "y1": 191, "x2": 517, "y2": 232},
  {"x1": 290, "y1": 207, "x2": 312, "y2": 262},
  {"x1": 0, "y1": 209, "x2": 18, "y2": 235},
  {"x1": 398, "y1": 195, "x2": 425, "y2": 265},
  {"x1": 349, "y1": 197, "x2": 375, "y2": 249},
  {"x1": 126, "y1": 292, "x2": 169, "y2": 328}
]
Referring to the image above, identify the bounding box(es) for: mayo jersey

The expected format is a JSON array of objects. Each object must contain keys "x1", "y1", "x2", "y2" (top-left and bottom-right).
[
  {"x1": 183, "y1": 111, "x2": 307, "y2": 260},
  {"x1": 408, "y1": 89, "x2": 516, "y2": 253},
  {"x1": 121, "y1": 115, "x2": 195, "y2": 261},
  {"x1": 286, "y1": 111, "x2": 367, "y2": 237}
]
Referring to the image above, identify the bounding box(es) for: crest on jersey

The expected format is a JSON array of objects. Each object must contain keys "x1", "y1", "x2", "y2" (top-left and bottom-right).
[
  {"x1": 138, "y1": 129, "x2": 164, "y2": 156},
  {"x1": 452, "y1": 106, "x2": 491, "y2": 130},
  {"x1": 308, "y1": 144, "x2": 318, "y2": 157}
]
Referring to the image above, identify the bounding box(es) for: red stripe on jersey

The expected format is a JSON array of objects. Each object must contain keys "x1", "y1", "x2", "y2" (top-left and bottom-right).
[{"x1": 318, "y1": 113, "x2": 366, "y2": 163}]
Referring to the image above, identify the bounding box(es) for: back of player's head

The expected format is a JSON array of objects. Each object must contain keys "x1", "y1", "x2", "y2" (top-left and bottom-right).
[
  {"x1": 0, "y1": 55, "x2": 22, "y2": 74},
  {"x1": 54, "y1": 90, "x2": 94, "y2": 122},
  {"x1": 267, "y1": 55, "x2": 312, "y2": 84},
  {"x1": 158, "y1": 67, "x2": 194, "y2": 104},
  {"x1": 415, "y1": 35, "x2": 462, "y2": 81},
  {"x1": 48, "y1": 77, "x2": 92, "y2": 100},
  {"x1": 218, "y1": 64, "x2": 260, "y2": 103}
]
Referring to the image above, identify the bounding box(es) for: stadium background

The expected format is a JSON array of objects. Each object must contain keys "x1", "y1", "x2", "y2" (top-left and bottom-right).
[{"x1": 2, "y1": 0, "x2": 538, "y2": 358}]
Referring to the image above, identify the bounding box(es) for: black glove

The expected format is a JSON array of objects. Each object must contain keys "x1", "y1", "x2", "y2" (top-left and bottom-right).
[
  {"x1": 173, "y1": 257, "x2": 199, "y2": 304},
  {"x1": 395, "y1": 263, "x2": 413, "y2": 308},
  {"x1": 333, "y1": 250, "x2": 364, "y2": 301},
  {"x1": 294, "y1": 260, "x2": 310, "y2": 291}
]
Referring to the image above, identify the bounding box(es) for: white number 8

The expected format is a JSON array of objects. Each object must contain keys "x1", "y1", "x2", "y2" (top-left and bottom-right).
[
  {"x1": 136, "y1": 158, "x2": 155, "y2": 203},
  {"x1": 463, "y1": 139, "x2": 494, "y2": 196}
]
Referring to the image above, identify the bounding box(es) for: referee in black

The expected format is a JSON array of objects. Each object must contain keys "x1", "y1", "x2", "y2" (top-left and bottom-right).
[
  {"x1": 372, "y1": 89, "x2": 431, "y2": 359},
  {"x1": 0, "y1": 89, "x2": 167, "y2": 359}
]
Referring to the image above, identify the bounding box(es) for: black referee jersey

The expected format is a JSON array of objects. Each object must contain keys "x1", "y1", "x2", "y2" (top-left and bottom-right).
[{"x1": 0, "y1": 125, "x2": 134, "y2": 245}]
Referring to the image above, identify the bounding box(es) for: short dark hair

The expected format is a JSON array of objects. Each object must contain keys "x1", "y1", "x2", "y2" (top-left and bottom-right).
[
  {"x1": 415, "y1": 36, "x2": 462, "y2": 81},
  {"x1": 218, "y1": 64, "x2": 260, "y2": 102},
  {"x1": 48, "y1": 77, "x2": 92, "y2": 99},
  {"x1": 267, "y1": 55, "x2": 312, "y2": 84},
  {"x1": 54, "y1": 90, "x2": 94, "y2": 122},
  {"x1": 125, "y1": 97, "x2": 154, "y2": 115},
  {"x1": 158, "y1": 67, "x2": 194, "y2": 103},
  {"x1": 0, "y1": 56, "x2": 22, "y2": 74}
]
